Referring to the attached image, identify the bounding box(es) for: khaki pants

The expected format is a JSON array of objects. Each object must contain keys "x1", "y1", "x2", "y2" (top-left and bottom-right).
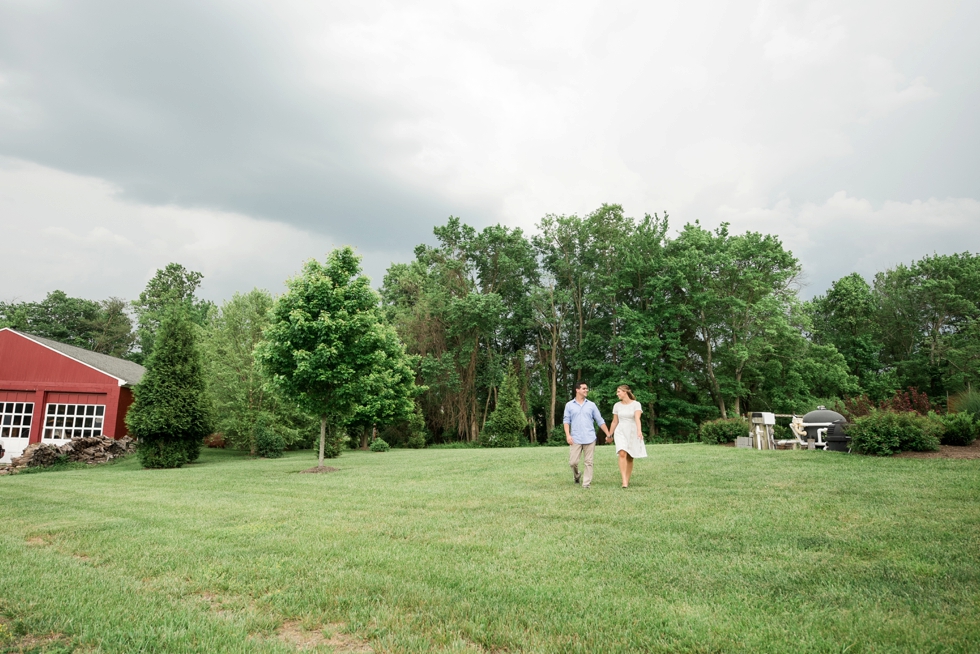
[{"x1": 569, "y1": 441, "x2": 596, "y2": 487}]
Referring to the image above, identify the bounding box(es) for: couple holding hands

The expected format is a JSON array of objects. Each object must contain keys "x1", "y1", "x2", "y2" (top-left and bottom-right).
[{"x1": 562, "y1": 382, "x2": 647, "y2": 489}]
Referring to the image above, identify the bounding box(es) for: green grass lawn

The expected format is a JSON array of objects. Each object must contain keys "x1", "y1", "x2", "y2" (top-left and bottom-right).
[{"x1": 1, "y1": 444, "x2": 978, "y2": 653}]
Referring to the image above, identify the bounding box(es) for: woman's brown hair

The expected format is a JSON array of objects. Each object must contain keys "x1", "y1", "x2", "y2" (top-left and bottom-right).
[{"x1": 617, "y1": 385, "x2": 636, "y2": 401}]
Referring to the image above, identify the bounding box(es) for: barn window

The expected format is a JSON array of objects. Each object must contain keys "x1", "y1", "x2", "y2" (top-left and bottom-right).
[
  {"x1": 0, "y1": 402, "x2": 34, "y2": 438},
  {"x1": 43, "y1": 404, "x2": 105, "y2": 439}
]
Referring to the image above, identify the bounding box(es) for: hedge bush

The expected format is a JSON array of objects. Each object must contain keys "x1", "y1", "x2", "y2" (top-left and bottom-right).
[
  {"x1": 699, "y1": 418, "x2": 748, "y2": 445},
  {"x1": 370, "y1": 438, "x2": 391, "y2": 452},
  {"x1": 939, "y1": 412, "x2": 978, "y2": 446},
  {"x1": 848, "y1": 410, "x2": 942, "y2": 456},
  {"x1": 137, "y1": 440, "x2": 191, "y2": 469},
  {"x1": 254, "y1": 417, "x2": 286, "y2": 458}
]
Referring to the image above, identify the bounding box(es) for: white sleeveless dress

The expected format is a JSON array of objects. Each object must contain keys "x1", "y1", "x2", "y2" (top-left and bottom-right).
[{"x1": 613, "y1": 401, "x2": 647, "y2": 458}]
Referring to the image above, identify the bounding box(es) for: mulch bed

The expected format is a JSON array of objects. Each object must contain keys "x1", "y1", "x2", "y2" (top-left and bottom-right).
[
  {"x1": 894, "y1": 439, "x2": 980, "y2": 460},
  {"x1": 299, "y1": 466, "x2": 340, "y2": 474}
]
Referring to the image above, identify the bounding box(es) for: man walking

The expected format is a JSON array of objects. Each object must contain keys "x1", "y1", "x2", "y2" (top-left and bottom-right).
[{"x1": 563, "y1": 381, "x2": 611, "y2": 489}]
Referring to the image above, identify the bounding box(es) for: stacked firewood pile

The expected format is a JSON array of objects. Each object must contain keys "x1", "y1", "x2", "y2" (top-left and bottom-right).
[{"x1": 0, "y1": 436, "x2": 136, "y2": 475}]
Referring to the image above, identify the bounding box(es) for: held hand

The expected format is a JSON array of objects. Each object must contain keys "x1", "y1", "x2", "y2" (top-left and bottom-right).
[{"x1": 605, "y1": 435, "x2": 613, "y2": 444}]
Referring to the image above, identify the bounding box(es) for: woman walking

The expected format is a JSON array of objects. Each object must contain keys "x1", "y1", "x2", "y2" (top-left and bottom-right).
[{"x1": 606, "y1": 385, "x2": 647, "y2": 488}]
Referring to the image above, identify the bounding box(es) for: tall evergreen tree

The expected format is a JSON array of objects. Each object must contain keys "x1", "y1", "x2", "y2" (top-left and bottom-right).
[
  {"x1": 479, "y1": 368, "x2": 526, "y2": 447},
  {"x1": 127, "y1": 308, "x2": 214, "y2": 468}
]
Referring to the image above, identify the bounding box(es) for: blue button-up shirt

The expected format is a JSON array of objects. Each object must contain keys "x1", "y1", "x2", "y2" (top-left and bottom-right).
[{"x1": 563, "y1": 399, "x2": 605, "y2": 444}]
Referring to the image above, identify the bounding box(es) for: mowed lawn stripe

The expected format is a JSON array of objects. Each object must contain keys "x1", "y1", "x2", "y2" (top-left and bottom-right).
[{"x1": 1, "y1": 445, "x2": 978, "y2": 653}]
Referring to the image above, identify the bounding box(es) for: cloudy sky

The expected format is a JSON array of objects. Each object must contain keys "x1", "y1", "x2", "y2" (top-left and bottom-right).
[{"x1": 1, "y1": 0, "x2": 977, "y2": 304}]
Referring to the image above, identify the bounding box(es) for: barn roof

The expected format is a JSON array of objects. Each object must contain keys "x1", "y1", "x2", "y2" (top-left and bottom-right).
[{"x1": 5, "y1": 329, "x2": 146, "y2": 386}]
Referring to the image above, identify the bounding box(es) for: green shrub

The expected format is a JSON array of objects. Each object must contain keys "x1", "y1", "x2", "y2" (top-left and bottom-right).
[
  {"x1": 407, "y1": 433, "x2": 426, "y2": 449},
  {"x1": 254, "y1": 417, "x2": 286, "y2": 458},
  {"x1": 479, "y1": 371, "x2": 526, "y2": 448},
  {"x1": 182, "y1": 438, "x2": 202, "y2": 463},
  {"x1": 546, "y1": 425, "x2": 568, "y2": 447},
  {"x1": 138, "y1": 440, "x2": 190, "y2": 468},
  {"x1": 907, "y1": 412, "x2": 943, "y2": 452},
  {"x1": 939, "y1": 412, "x2": 978, "y2": 446},
  {"x1": 699, "y1": 418, "x2": 748, "y2": 445},
  {"x1": 370, "y1": 438, "x2": 391, "y2": 452},
  {"x1": 849, "y1": 410, "x2": 941, "y2": 456},
  {"x1": 322, "y1": 428, "x2": 348, "y2": 458}
]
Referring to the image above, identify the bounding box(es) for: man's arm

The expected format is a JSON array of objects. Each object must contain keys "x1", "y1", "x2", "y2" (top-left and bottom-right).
[
  {"x1": 563, "y1": 404, "x2": 573, "y2": 445},
  {"x1": 593, "y1": 403, "x2": 611, "y2": 438}
]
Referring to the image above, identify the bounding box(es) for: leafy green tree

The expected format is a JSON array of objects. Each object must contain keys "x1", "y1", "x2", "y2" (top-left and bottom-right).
[
  {"x1": 0, "y1": 291, "x2": 135, "y2": 356},
  {"x1": 0, "y1": 290, "x2": 99, "y2": 344},
  {"x1": 132, "y1": 263, "x2": 214, "y2": 362},
  {"x1": 87, "y1": 298, "x2": 137, "y2": 357},
  {"x1": 479, "y1": 368, "x2": 526, "y2": 447},
  {"x1": 875, "y1": 253, "x2": 980, "y2": 398},
  {"x1": 204, "y1": 289, "x2": 316, "y2": 454},
  {"x1": 257, "y1": 247, "x2": 418, "y2": 467},
  {"x1": 809, "y1": 273, "x2": 893, "y2": 400},
  {"x1": 667, "y1": 223, "x2": 803, "y2": 418},
  {"x1": 381, "y1": 218, "x2": 536, "y2": 443},
  {"x1": 744, "y1": 303, "x2": 859, "y2": 413},
  {"x1": 127, "y1": 308, "x2": 215, "y2": 468},
  {"x1": 346, "y1": 323, "x2": 422, "y2": 449},
  {"x1": 610, "y1": 212, "x2": 711, "y2": 439}
]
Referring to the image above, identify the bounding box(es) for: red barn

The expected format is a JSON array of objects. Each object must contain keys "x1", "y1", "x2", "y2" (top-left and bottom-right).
[{"x1": 0, "y1": 328, "x2": 145, "y2": 464}]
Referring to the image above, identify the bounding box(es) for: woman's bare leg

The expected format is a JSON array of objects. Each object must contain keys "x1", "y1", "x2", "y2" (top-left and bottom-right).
[
  {"x1": 625, "y1": 455, "x2": 634, "y2": 486},
  {"x1": 618, "y1": 450, "x2": 629, "y2": 487}
]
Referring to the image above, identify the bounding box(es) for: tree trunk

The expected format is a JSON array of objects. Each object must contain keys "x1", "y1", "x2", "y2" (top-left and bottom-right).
[
  {"x1": 481, "y1": 387, "x2": 494, "y2": 429},
  {"x1": 700, "y1": 318, "x2": 726, "y2": 419},
  {"x1": 647, "y1": 384, "x2": 658, "y2": 439},
  {"x1": 319, "y1": 414, "x2": 327, "y2": 468},
  {"x1": 733, "y1": 368, "x2": 743, "y2": 416},
  {"x1": 548, "y1": 336, "x2": 557, "y2": 435},
  {"x1": 360, "y1": 426, "x2": 369, "y2": 450}
]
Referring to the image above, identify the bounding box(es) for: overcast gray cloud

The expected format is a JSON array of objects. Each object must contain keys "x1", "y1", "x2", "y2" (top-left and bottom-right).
[
  {"x1": 0, "y1": 0, "x2": 477, "y2": 245},
  {"x1": 0, "y1": 0, "x2": 977, "y2": 303}
]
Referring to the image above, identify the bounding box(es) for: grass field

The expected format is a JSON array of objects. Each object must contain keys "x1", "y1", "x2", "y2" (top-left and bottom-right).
[{"x1": 1, "y1": 443, "x2": 978, "y2": 653}]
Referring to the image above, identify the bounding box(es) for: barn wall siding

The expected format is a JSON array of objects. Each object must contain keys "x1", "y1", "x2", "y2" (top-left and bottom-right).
[
  {"x1": 0, "y1": 391, "x2": 34, "y2": 402},
  {"x1": 46, "y1": 392, "x2": 109, "y2": 405}
]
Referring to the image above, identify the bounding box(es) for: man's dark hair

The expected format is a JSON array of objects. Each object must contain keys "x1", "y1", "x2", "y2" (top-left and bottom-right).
[{"x1": 573, "y1": 381, "x2": 589, "y2": 393}]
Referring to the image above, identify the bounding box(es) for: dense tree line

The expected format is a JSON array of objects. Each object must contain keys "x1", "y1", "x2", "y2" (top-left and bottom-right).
[
  {"x1": 0, "y1": 290, "x2": 134, "y2": 357},
  {"x1": 382, "y1": 207, "x2": 980, "y2": 443},
  {"x1": 3, "y1": 206, "x2": 978, "y2": 449},
  {"x1": 809, "y1": 255, "x2": 980, "y2": 404}
]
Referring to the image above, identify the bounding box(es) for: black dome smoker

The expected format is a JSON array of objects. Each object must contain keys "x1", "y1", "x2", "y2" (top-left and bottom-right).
[{"x1": 789, "y1": 407, "x2": 849, "y2": 450}]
